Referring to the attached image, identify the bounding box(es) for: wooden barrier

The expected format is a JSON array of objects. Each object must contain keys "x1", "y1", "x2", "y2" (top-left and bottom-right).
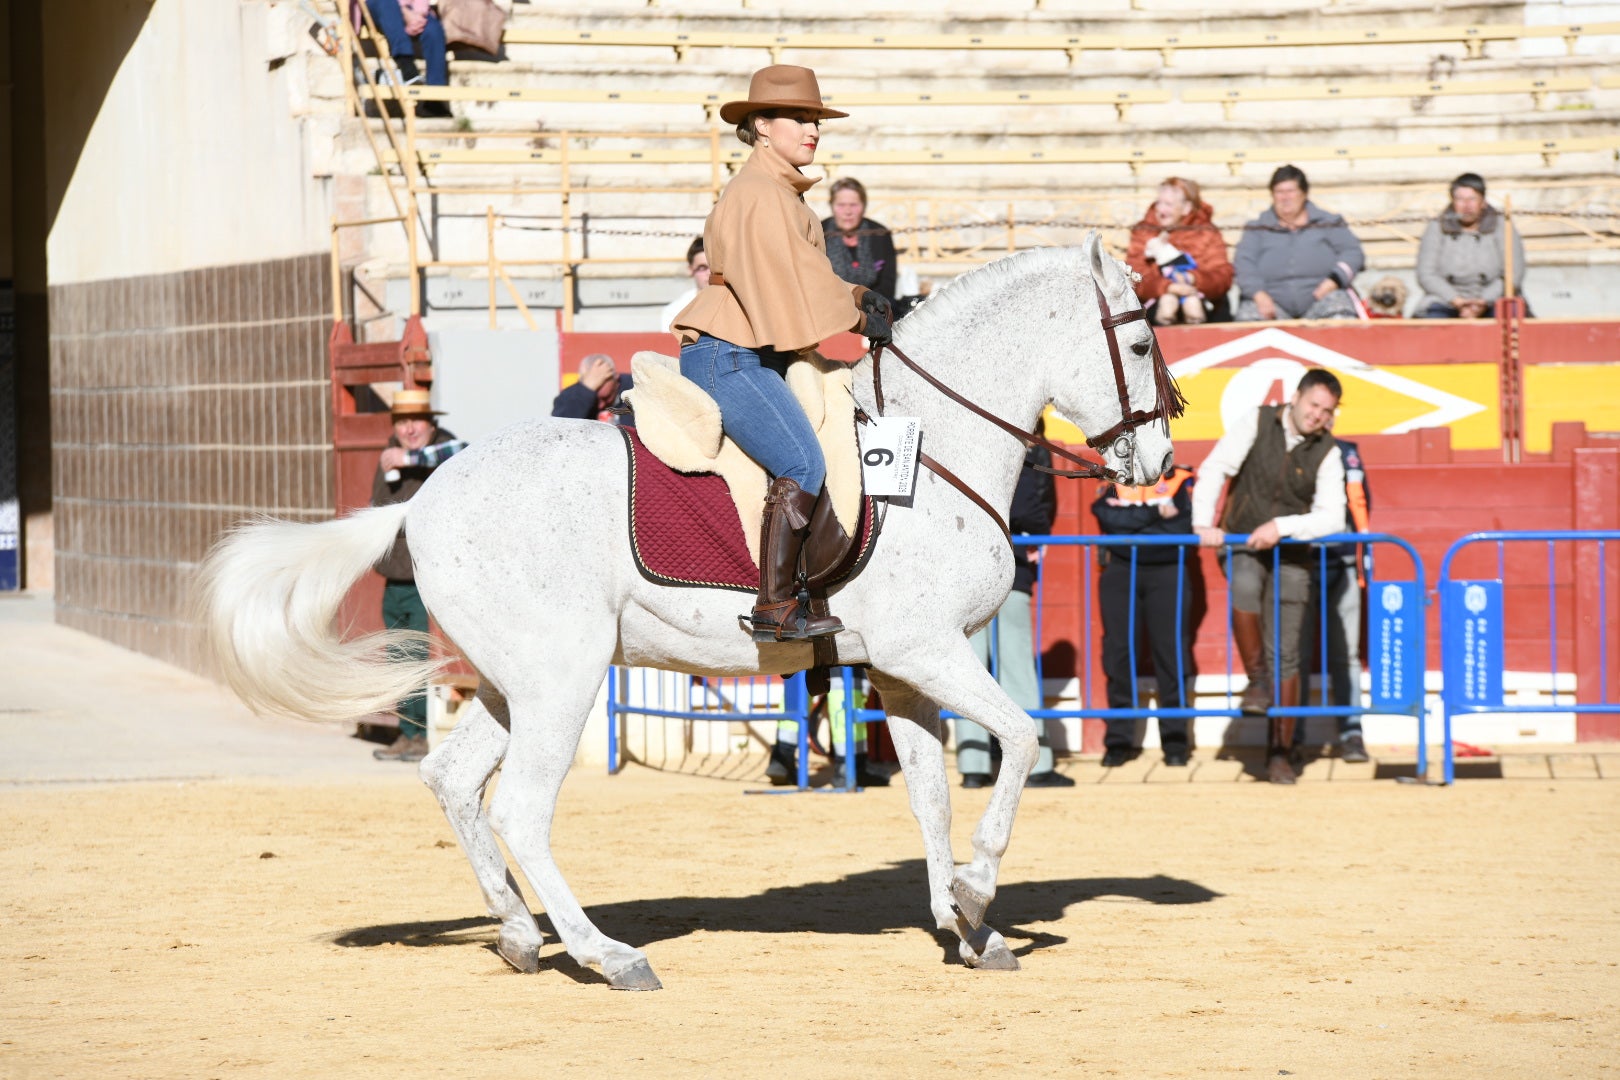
[
  {"x1": 400, "y1": 85, "x2": 1174, "y2": 121},
  {"x1": 1184, "y1": 76, "x2": 1592, "y2": 120},
  {"x1": 502, "y1": 21, "x2": 1620, "y2": 66},
  {"x1": 379, "y1": 133, "x2": 1620, "y2": 175}
]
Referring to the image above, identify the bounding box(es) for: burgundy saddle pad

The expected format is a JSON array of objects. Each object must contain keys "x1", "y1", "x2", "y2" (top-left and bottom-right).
[{"x1": 620, "y1": 428, "x2": 876, "y2": 594}]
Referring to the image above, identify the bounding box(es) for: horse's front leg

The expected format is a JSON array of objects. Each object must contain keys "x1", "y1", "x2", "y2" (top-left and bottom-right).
[
  {"x1": 871, "y1": 671, "x2": 1020, "y2": 971},
  {"x1": 879, "y1": 635, "x2": 1038, "y2": 932}
]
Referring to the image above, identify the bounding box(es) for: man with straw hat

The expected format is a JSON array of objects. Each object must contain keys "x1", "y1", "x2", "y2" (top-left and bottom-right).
[
  {"x1": 369, "y1": 388, "x2": 466, "y2": 762},
  {"x1": 671, "y1": 64, "x2": 895, "y2": 644}
]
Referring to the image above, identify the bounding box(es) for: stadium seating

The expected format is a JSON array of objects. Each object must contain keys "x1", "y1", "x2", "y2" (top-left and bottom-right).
[{"x1": 320, "y1": 0, "x2": 1620, "y2": 310}]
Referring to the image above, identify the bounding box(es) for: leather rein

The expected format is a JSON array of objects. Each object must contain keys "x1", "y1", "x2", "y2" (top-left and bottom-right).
[{"x1": 861, "y1": 279, "x2": 1186, "y2": 548}]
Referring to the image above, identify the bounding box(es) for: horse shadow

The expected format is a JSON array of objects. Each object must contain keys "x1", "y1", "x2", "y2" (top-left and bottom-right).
[{"x1": 331, "y1": 860, "x2": 1222, "y2": 981}]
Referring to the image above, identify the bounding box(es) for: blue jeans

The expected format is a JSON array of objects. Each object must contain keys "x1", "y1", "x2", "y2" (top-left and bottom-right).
[
  {"x1": 1415, "y1": 300, "x2": 1514, "y2": 319},
  {"x1": 679, "y1": 335, "x2": 826, "y2": 494},
  {"x1": 367, "y1": 0, "x2": 448, "y2": 86}
]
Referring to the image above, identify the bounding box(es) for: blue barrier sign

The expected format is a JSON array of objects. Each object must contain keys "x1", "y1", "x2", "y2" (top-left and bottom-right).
[
  {"x1": 1442, "y1": 580, "x2": 1504, "y2": 707},
  {"x1": 1370, "y1": 581, "x2": 1422, "y2": 708}
]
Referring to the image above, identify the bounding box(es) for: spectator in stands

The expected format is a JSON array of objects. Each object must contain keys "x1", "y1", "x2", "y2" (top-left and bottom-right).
[
  {"x1": 1415, "y1": 173, "x2": 1527, "y2": 319},
  {"x1": 1092, "y1": 466, "x2": 1197, "y2": 768},
  {"x1": 1296, "y1": 414, "x2": 1372, "y2": 764},
  {"x1": 1234, "y1": 166, "x2": 1364, "y2": 321},
  {"x1": 370, "y1": 388, "x2": 466, "y2": 762},
  {"x1": 957, "y1": 425, "x2": 1073, "y2": 788},
  {"x1": 365, "y1": 0, "x2": 452, "y2": 118},
  {"x1": 821, "y1": 177, "x2": 899, "y2": 307},
  {"x1": 1125, "y1": 177, "x2": 1235, "y2": 325},
  {"x1": 1193, "y1": 369, "x2": 1347, "y2": 785},
  {"x1": 552, "y1": 354, "x2": 633, "y2": 425},
  {"x1": 659, "y1": 238, "x2": 711, "y2": 333}
]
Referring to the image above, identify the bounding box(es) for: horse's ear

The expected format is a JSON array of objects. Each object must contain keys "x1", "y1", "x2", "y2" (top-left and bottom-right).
[
  {"x1": 1084, "y1": 231, "x2": 1124, "y2": 295},
  {"x1": 1083, "y1": 231, "x2": 1106, "y2": 283}
]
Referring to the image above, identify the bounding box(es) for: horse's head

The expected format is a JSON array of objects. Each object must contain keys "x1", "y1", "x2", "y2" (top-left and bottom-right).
[{"x1": 1047, "y1": 235, "x2": 1184, "y2": 486}]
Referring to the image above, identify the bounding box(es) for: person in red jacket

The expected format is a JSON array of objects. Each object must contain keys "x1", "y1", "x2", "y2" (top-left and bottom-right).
[{"x1": 1125, "y1": 177, "x2": 1236, "y2": 325}]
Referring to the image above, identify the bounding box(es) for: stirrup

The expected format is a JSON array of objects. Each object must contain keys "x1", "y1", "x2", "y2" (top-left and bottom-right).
[{"x1": 737, "y1": 601, "x2": 842, "y2": 643}]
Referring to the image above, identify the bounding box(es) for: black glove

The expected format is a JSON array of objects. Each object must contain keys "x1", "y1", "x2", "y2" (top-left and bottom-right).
[
  {"x1": 861, "y1": 308, "x2": 892, "y2": 348},
  {"x1": 857, "y1": 288, "x2": 894, "y2": 346},
  {"x1": 859, "y1": 288, "x2": 894, "y2": 322}
]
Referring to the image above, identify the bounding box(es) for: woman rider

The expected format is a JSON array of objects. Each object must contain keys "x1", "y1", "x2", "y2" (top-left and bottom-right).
[{"x1": 672, "y1": 65, "x2": 894, "y2": 643}]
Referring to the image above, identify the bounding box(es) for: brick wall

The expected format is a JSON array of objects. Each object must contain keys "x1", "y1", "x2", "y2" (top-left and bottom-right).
[{"x1": 48, "y1": 252, "x2": 333, "y2": 672}]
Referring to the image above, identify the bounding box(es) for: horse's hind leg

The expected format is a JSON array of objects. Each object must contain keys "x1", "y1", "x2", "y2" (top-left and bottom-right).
[
  {"x1": 870, "y1": 675, "x2": 1019, "y2": 972},
  {"x1": 418, "y1": 688, "x2": 544, "y2": 973},
  {"x1": 487, "y1": 635, "x2": 662, "y2": 991}
]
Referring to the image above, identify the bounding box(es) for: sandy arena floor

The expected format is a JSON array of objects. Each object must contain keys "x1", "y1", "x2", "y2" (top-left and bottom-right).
[{"x1": 4, "y1": 762, "x2": 1618, "y2": 1078}]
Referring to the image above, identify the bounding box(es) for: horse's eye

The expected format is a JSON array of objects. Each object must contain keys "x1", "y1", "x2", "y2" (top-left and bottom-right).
[{"x1": 1131, "y1": 340, "x2": 1151, "y2": 357}]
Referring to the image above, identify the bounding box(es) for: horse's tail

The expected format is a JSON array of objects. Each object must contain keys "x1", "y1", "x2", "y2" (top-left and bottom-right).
[{"x1": 194, "y1": 503, "x2": 445, "y2": 723}]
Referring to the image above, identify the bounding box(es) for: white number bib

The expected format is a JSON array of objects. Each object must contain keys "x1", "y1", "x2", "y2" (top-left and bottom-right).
[{"x1": 858, "y1": 416, "x2": 921, "y2": 497}]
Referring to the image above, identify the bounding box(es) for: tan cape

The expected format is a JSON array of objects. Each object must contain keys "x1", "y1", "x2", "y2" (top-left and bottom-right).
[{"x1": 672, "y1": 147, "x2": 865, "y2": 352}]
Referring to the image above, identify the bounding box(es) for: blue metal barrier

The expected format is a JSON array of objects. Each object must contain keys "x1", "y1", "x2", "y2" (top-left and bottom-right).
[
  {"x1": 608, "y1": 532, "x2": 1426, "y2": 787},
  {"x1": 1027, "y1": 533, "x2": 1427, "y2": 744},
  {"x1": 606, "y1": 667, "x2": 873, "y2": 792},
  {"x1": 1438, "y1": 531, "x2": 1620, "y2": 785},
  {"x1": 825, "y1": 531, "x2": 1429, "y2": 777}
]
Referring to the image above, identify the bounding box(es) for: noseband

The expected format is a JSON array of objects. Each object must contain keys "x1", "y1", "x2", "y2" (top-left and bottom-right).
[{"x1": 864, "y1": 278, "x2": 1187, "y2": 547}]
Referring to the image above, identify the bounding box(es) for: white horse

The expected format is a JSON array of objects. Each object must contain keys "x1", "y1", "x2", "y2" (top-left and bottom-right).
[{"x1": 199, "y1": 236, "x2": 1177, "y2": 990}]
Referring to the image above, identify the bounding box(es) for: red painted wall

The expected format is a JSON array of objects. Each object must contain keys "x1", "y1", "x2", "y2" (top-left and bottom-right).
[{"x1": 334, "y1": 322, "x2": 1620, "y2": 739}]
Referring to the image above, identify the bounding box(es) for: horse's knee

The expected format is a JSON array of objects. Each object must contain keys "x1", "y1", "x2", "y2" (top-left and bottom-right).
[
  {"x1": 999, "y1": 729, "x2": 1040, "y2": 775},
  {"x1": 418, "y1": 746, "x2": 450, "y2": 789}
]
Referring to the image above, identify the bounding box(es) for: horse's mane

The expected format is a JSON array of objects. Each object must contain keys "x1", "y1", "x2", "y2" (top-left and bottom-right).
[
  {"x1": 897, "y1": 247, "x2": 1086, "y2": 340},
  {"x1": 895, "y1": 243, "x2": 1186, "y2": 428}
]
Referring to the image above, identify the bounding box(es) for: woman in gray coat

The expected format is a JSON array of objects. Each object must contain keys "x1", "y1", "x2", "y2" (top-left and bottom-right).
[
  {"x1": 1234, "y1": 165, "x2": 1365, "y2": 321},
  {"x1": 1415, "y1": 173, "x2": 1527, "y2": 318}
]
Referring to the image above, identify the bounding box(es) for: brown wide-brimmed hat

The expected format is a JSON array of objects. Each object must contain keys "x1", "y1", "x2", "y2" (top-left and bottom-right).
[
  {"x1": 719, "y1": 65, "x2": 848, "y2": 125},
  {"x1": 390, "y1": 387, "x2": 443, "y2": 419}
]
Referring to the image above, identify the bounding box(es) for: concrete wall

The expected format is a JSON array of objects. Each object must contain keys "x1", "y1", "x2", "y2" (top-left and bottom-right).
[
  {"x1": 45, "y1": 0, "x2": 328, "y2": 281},
  {"x1": 42, "y1": 0, "x2": 337, "y2": 669}
]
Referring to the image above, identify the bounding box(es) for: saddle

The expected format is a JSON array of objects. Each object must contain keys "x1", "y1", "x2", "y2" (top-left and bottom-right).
[{"x1": 621, "y1": 350, "x2": 878, "y2": 595}]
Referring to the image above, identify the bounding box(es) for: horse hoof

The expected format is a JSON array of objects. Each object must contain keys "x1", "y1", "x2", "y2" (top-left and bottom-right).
[
  {"x1": 964, "y1": 939, "x2": 1021, "y2": 971},
  {"x1": 496, "y1": 935, "x2": 540, "y2": 974},
  {"x1": 950, "y1": 876, "x2": 992, "y2": 930},
  {"x1": 605, "y1": 957, "x2": 663, "y2": 991}
]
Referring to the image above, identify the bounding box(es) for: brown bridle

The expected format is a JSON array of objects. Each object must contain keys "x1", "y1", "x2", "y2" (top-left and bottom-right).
[{"x1": 863, "y1": 278, "x2": 1187, "y2": 546}]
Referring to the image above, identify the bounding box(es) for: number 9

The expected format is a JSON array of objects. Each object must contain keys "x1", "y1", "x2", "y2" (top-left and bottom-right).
[{"x1": 864, "y1": 448, "x2": 895, "y2": 467}]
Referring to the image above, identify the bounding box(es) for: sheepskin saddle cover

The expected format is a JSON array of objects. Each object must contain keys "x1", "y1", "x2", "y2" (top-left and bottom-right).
[{"x1": 623, "y1": 350, "x2": 863, "y2": 568}]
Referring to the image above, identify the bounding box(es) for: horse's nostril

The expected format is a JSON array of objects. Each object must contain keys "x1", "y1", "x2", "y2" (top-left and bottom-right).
[{"x1": 1160, "y1": 452, "x2": 1175, "y2": 479}]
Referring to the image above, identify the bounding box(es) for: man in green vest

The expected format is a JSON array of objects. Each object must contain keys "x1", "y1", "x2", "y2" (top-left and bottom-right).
[{"x1": 1192, "y1": 369, "x2": 1347, "y2": 784}]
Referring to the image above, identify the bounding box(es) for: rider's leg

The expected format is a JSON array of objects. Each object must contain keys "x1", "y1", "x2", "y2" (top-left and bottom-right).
[{"x1": 678, "y1": 336, "x2": 839, "y2": 640}]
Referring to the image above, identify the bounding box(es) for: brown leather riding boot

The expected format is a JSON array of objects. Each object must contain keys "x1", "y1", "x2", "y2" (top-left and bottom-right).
[
  {"x1": 743, "y1": 478, "x2": 844, "y2": 642},
  {"x1": 798, "y1": 485, "x2": 853, "y2": 585},
  {"x1": 1232, "y1": 610, "x2": 1271, "y2": 716},
  {"x1": 1266, "y1": 675, "x2": 1300, "y2": 785}
]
